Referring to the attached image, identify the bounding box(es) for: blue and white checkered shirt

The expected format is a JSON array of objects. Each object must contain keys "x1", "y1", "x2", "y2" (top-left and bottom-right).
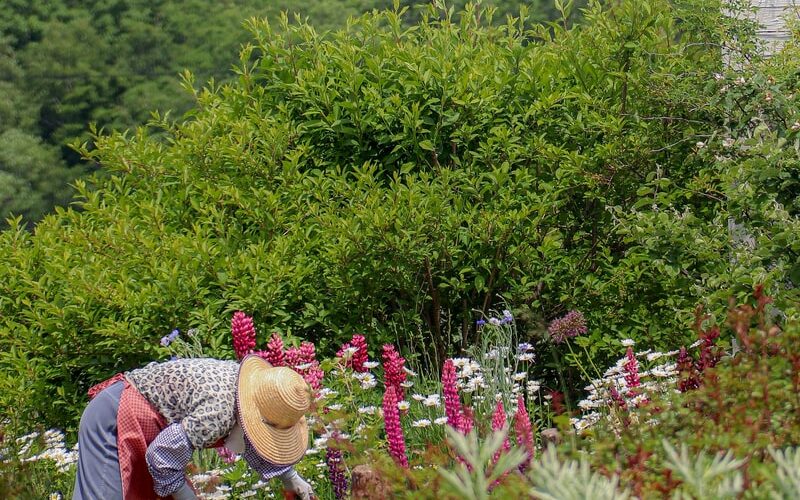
[{"x1": 146, "y1": 423, "x2": 292, "y2": 496}]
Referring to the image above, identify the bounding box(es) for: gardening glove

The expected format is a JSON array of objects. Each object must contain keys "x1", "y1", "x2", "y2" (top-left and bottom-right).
[
  {"x1": 171, "y1": 481, "x2": 198, "y2": 500},
  {"x1": 281, "y1": 469, "x2": 315, "y2": 500}
]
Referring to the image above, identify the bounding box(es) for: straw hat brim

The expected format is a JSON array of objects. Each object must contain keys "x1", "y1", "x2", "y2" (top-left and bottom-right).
[{"x1": 237, "y1": 355, "x2": 309, "y2": 466}]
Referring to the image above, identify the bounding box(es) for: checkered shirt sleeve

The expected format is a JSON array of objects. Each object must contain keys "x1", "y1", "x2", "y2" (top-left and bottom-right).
[
  {"x1": 242, "y1": 437, "x2": 294, "y2": 481},
  {"x1": 145, "y1": 423, "x2": 193, "y2": 497}
]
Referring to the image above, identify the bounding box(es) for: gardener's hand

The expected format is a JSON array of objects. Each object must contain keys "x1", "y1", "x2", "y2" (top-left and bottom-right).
[
  {"x1": 171, "y1": 481, "x2": 198, "y2": 500},
  {"x1": 281, "y1": 469, "x2": 315, "y2": 500}
]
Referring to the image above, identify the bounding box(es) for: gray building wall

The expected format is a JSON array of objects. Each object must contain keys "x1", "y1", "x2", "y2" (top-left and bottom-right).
[{"x1": 751, "y1": 0, "x2": 797, "y2": 55}]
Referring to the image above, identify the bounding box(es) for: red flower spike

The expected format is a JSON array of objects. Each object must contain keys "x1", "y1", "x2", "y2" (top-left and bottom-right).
[
  {"x1": 382, "y1": 385, "x2": 408, "y2": 468},
  {"x1": 382, "y1": 344, "x2": 407, "y2": 400},
  {"x1": 231, "y1": 311, "x2": 256, "y2": 360}
]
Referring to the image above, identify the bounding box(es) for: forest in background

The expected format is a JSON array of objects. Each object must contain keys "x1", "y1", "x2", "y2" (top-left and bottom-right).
[{"x1": 0, "y1": 0, "x2": 576, "y2": 227}]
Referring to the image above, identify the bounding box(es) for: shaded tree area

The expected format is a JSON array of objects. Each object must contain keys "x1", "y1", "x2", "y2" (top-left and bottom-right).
[{"x1": 3, "y1": 0, "x2": 582, "y2": 227}]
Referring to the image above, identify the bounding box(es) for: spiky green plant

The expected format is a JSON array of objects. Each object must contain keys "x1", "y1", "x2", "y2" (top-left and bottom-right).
[
  {"x1": 768, "y1": 447, "x2": 800, "y2": 499},
  {"x1": 438, "y1": 426, "x2": 527, "y2": 500},
  {"x1": 528, "y1": 445, "x2": 629, "y2": 500},
  {"x1": 662, "y1": 440, "x2": 745, "y2": 499}
]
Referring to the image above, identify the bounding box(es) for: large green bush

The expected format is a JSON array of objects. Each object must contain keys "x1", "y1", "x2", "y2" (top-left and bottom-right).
[{"x1": 1, "y1": 0, "x2": 797, "y2": 431}]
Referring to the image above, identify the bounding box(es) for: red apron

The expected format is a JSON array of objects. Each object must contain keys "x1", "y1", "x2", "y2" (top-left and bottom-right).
[{"x1": 88, "y1": 374, "x2": 168, "y2": 499}]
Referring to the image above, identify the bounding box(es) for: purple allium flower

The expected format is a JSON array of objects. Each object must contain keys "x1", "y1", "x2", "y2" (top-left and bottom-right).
[
  {"x1": 326, "y1": 446, "x2": 348, "y2": 499},
  {"x1": 547, "y1": 310, "x2": 587, "y2": 344}
]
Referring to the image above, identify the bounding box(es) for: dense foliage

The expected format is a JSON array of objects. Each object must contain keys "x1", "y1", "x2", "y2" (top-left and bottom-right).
[
  {"x1": 1, "y1": 0, "x2": 798, "y2": 442},
  {"x1": 0, "y1": 0, "x2": 574, "y2": 227}
]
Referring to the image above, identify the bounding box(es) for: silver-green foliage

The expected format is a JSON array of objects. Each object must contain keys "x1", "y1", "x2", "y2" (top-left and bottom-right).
[
  {"x1": 439, "y1": 426, "x2": 526, "y2": 500},
  {"x1": 662, "y1": 440, "x2": 744, "y2": 499},
  {"x1": 768, "y1": 447, "x2": 800, "y2": 499},
  {"x1": 528, "y1": 446, "x2": 629, "y2": 500}
]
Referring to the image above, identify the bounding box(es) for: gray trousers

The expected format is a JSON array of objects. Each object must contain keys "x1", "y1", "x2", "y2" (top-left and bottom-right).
[{"x1": 73, "y1": 380, "x2": 124, "y2": 499}]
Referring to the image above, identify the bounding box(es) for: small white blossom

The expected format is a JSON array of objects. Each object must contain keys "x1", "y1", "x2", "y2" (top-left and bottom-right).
[
  {"x1": 412, "y1": 419, "x2": 432, "y2": 428},
  {"x1": 621, "y1": 339, "x2": 635, "y2": 347},
  {"x1": 423, "y1": 394, "x2": 441, "y2": 407},
  {"x1": 363, "y1": 361, "x2": 379, "y2": 369},
  {"x1": 397, "y1": 400, "x2": 411, "y2": 411}
]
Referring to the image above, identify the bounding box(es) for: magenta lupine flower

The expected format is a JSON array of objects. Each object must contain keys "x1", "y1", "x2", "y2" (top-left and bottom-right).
[
  {"x1": 677, "y1": 347, "x2": 700, "y2": 392},
  {"x1": 299, "y1": 341, "x2": 317, "y2": 364},
  {"x1": 514, "y1": 395, "x2": 535, "y2": 472},
  {"x1": 442, "y1": 359, "x2": 463, "y2": 431},
  {"x1": 338, "y1": 334, "x2": 369, "y2": 372},
  {"x1": 215, "y1": 445, "x2": 237, "y2": 464},
  {"x1": 382, "y1": 344, "x2": 407, "y2": 400},
  {"x1": 325, "y1": 446, "x2": 348, "y2": 499},
  {"x1": 491, "y1": 400, "x2": 511, "y2": 468},
  {"x1": 303, "y1": 362, "x2": 324, "y2": 391},
  {"x1": 609, "y1": 386, "x2": 628, "y2": 411},
  {"x1": 547, "y1": 310, "x2": 587, "y2": 344},
  {"x1": 284, "y1": 346, "x2": 302, "y2": 367},
  {"x1": 698, "y1": 326, "x2": 721, "y2": 371},
  {"x1": 382, "y1": 385, "x2": 408, "y2": 468},
  {"x1": 263, "y1": 333, "x2": 285, "y2": 366},
  {"x1": 459, "y1": 406, "x2": 475, "y2": 435},
  {"x1": 351, "y1": 335, "x2": 369, "y2": 372},
  {"x1": 231, "y1": 312, "x2": 256, "y2": 360},
  {"x1": 623, "y1": 347, "x2": 641, "y2": 391}
]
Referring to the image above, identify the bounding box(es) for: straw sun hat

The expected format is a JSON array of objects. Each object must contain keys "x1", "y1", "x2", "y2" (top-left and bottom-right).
[{"x1": 237, "y1": 354, "x2": 311, "y2": 465}]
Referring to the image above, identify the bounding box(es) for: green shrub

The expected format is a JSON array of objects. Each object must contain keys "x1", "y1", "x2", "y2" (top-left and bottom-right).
[{"x1": 1, "y1": 0, "x2": 795, "y2": 432}]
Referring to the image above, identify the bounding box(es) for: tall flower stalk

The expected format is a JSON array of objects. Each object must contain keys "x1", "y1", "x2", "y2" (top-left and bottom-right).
[
  {"x1": 514, "y1": 395, "x2": 535, "y2": 472},
  {"x1": 231, "y1": 312, "x2": 256, "y2": 360},
  {"x1": 491, "y1": 400, "x2": 511, "y2": 484},
  {"x1": 261, "y1": 332, "x2": 285, "y2": 366},
  {"x1": 325, "y1": 445, "x2": 348, "y2": 499},
  {"x1": 383, "y1": 385, "x2": 408, "y2": 468},
  {"x1": 337, "y1": 334, "x2": 369, "y2": 372},
  {"x1": 382, "y1": 344, "x2": 407, "y2": 400},
  {"x1": 442, "y1": 359, "x2": 464, "y2": 431}
]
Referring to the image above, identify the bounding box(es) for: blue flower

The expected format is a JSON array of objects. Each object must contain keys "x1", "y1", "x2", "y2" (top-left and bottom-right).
[
  {"x1": 518, "y1": 342, "x2": 533, "y2": 352},
  {"x1": 476, "y1": 319, "x2": 486, "y2": 326},
  {"x1": 160, "y1": 329, "x2": 180, "y2": 347},
  {"x1": 502, "y1": 309, "x2": 513, "y2": 323}
]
